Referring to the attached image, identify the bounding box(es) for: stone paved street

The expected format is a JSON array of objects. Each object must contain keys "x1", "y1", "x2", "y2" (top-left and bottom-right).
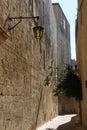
[
  {"x1": 56, "y1": 116, "x2": 86, "y2": 130},
  {"x1": 37, "y1": 114, "x2": 87, "y2": 130}
]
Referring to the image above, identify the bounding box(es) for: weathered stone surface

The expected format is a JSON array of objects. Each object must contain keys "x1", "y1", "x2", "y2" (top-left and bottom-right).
[
  {"x1": 0, "y1": 27, "x2": 8, "y2": 43},
  {"x1": 53, "y1": 3, "x2": 71, "y2": 65},
  {"x1": 0, "y1": 0, "x2": 58, "y2": 130},
  {"x1": 76, "y1": 0, "x2": 87, "y2": 127}
]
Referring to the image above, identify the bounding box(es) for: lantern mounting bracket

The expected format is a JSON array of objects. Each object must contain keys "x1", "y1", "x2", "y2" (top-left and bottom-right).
[{"x1": 7, "y1": 16, "x2": 39, "y2": 30}]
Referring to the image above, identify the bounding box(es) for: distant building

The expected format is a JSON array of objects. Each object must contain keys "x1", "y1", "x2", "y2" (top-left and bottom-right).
[
  {"x1": 53, "y1": 3, "x2": 71, "y2": 66},
  {"x1": 53, "y1": 3, "x2": 78, "y2": 115}
]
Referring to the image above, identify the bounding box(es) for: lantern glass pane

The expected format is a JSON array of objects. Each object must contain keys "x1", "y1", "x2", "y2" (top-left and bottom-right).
[{"x1": 33, "y1": 26, "x2": 44, "y2": 39}]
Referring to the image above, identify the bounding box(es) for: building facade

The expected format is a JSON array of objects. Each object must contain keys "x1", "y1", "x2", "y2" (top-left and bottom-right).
[
  {"x1": 76, "y1": 0, "x2": 87, "y2": 126},
  {"x1": 0, "y1": 0, "x2": 58, "y2": 130},
  {"x1": 53, "y1": 3, "x2": 71, "y2": 66},
  {"x1": 52, "y1": 3, "x2": 78, "y2": 115}
]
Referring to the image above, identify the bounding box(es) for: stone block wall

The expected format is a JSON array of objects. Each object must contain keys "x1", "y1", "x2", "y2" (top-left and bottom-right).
[
  {"x1": 53, "y1": 3, "x2": 71, "y2": 65},
  {"x1": 0, "y1": 0, "x2": 58, "y2": 130},
  {"x1": 58, "y1": 95, "x2": 78, "y2": 115},
  {"x1": 76, "y1": 0, "x2": 87, "y2": 126}
]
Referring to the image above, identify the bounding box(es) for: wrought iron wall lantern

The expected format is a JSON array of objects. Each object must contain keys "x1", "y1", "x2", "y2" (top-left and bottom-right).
[{"x1": 7, "y1": 16, "x2": 44, "y2": 39}]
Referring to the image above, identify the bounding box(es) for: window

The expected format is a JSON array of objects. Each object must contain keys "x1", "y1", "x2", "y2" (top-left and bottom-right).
[
  {"x1": 63, "y1": 19, "x2": 66, "y2": 30},
  {"x1": 60, "y1": 13, "x2": 63, "y2": 26}
]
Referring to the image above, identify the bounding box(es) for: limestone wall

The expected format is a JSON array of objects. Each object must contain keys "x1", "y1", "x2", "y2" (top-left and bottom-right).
[
  {"x1": 76, "y1": 0, "x2": 87, "y2": 126},
  {"x1": 58, "y1": 96, "x2": 78, "y2": 115},
  {"x1": 53, "y1": 3, "x2": 71, "y2": 65},
  {"x1": 0, "y1": 0, "x2": 58, "y2": 130}
]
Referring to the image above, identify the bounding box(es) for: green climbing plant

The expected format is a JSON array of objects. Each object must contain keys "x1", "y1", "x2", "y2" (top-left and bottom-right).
[{"x1": 44, "y1": 65, "x2": 58, "y2": 86}]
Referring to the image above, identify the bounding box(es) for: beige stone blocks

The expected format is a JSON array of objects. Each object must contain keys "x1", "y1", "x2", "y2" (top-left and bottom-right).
[{"x1": 0, "y1": 0, "x2": 58, "y2": 130}]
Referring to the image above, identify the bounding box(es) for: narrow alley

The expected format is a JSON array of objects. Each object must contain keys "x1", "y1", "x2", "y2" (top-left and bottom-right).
[{"x1": 0, "y1": 0, "x2": 87, "y2": 130}]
